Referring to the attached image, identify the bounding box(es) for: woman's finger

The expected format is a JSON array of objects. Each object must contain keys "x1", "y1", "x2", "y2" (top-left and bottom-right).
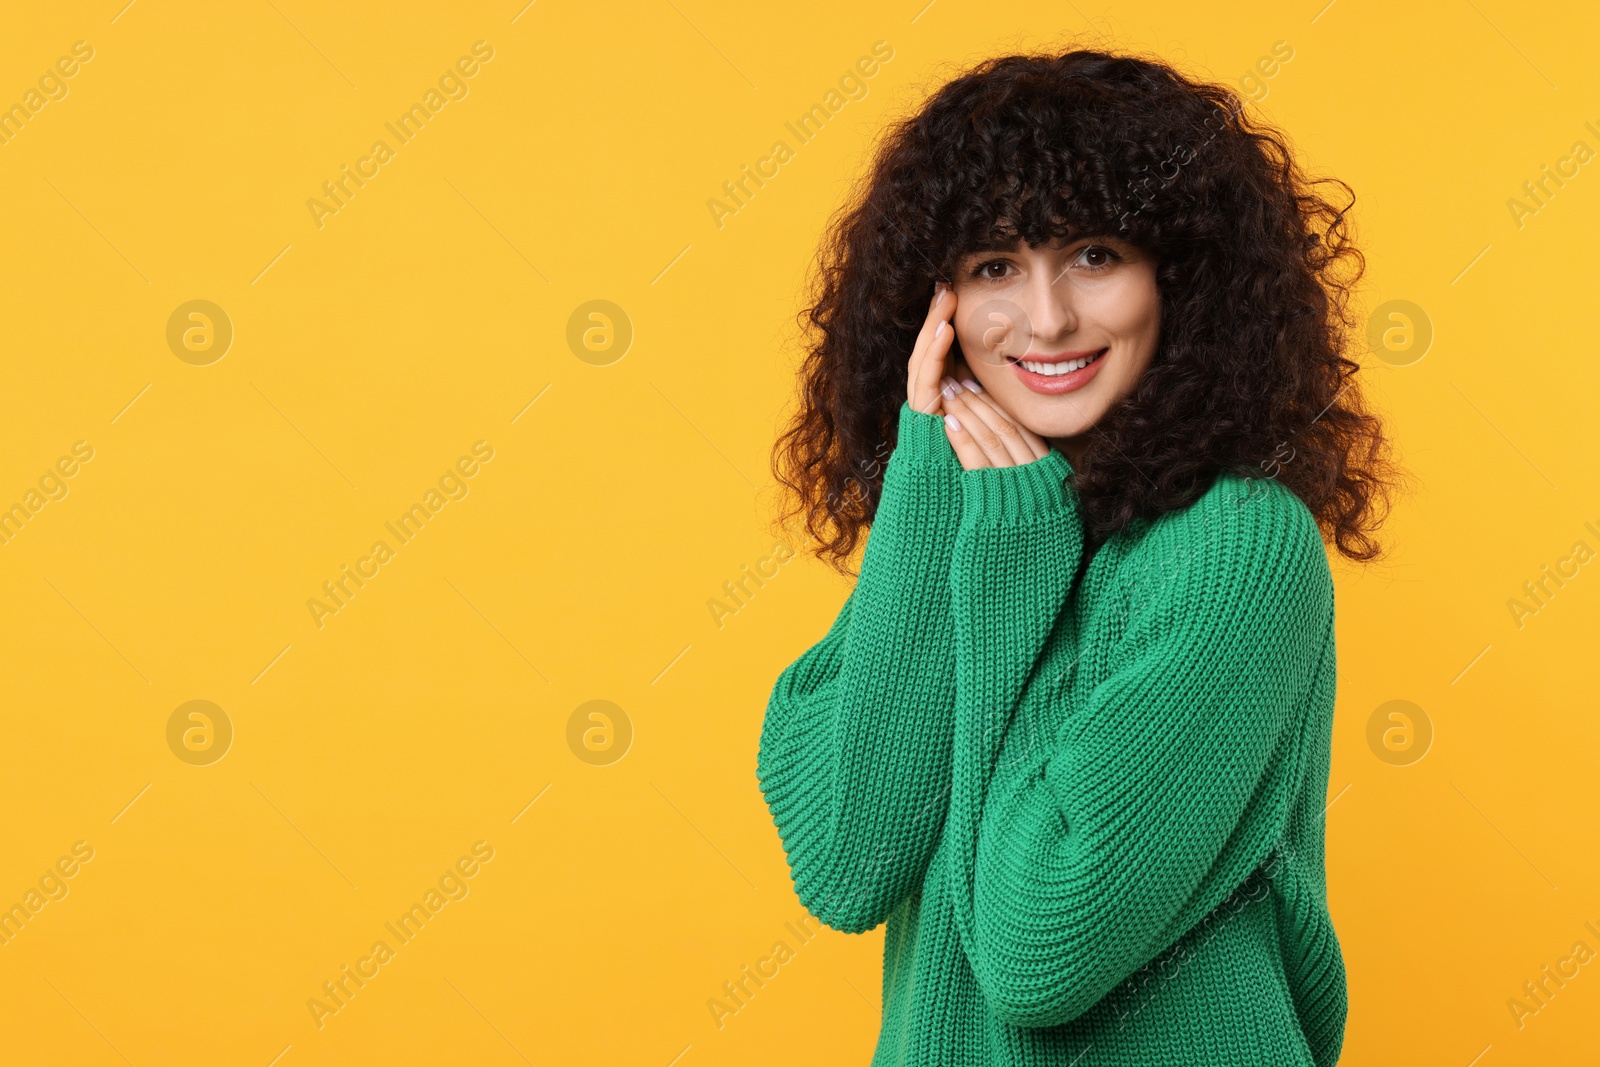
[
  {"x1": 946, "y1": 360, "x2": 1049, "y2": 461},
  {"x1": 918, "y1": 316, "x2": 957, "y2": 415},
  {"x1": 907, "y1": 287, "x2": 936, "y2": 411},
  {"x1": 941, "y1": 379, "x2": 1041, "y2": 466},
  {"x1": 966, "y1": 385, "x2": 1051, "y2": 461},
  {"x1": 941, "y1": 385, "x2": 1017, "y2": 468},
  {"x1": 940, "y1": 405, "x2": 992, "y2": 469},
  {"x1": 908, "y1": 285, "x2": 957, "y2": 414}
]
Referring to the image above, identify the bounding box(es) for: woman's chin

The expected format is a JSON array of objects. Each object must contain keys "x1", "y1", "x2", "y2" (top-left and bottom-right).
[
  {"x1": 1011, "y1": 404, "x2": 1096, "y2": 442},
  {"x1": 968, "y1": 378, "x2": 1102, "y2": 441}
]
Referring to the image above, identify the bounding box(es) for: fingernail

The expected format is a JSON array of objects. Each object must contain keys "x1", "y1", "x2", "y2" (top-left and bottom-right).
[
  {"x1": 934, "y1": 321, "x2": 947, "y2": 339},
  {"x1": 940, "y1": 380, "x2": 955, "y2": 399},
  {"x1": 962, "y1": 378, "x2": 982, "y2": 393},
  {"x1": 944, "y1": 414, "x2": 961, "y2": 431}
]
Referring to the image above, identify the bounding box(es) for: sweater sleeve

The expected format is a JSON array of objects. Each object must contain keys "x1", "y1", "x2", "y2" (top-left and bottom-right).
[
  {"x1": 757, "y1": 401, "x2": 964, "y2": 934},
  {"x1": 940, "y1": 462, "x2": 1335, "y2": 1028}
]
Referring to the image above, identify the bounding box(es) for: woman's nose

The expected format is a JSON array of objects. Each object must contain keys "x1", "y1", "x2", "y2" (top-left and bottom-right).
[{"x1": 1026, "y1": 283, "x2": 1075, "y2": 342}]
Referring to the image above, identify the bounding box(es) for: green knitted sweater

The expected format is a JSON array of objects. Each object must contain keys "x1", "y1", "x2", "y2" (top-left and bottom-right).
[{"x1": 757, "y1": 402, "x2": 1346, "y2": 1065}]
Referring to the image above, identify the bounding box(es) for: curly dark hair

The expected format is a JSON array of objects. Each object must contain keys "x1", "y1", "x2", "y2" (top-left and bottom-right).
[{"x1": 769, "y1": 45, "x2": 1403, "y2": 574}]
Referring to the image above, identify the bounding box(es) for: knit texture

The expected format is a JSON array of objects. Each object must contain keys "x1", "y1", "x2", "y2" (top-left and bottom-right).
[{"x1": 757, "y1": 401, "x2": 1346, "y2": 1066}]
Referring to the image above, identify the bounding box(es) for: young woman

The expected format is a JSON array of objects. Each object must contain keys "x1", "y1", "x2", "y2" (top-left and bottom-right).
[{"x1": 758, "y1": 47, "x2": 1399, "y2": 1066}]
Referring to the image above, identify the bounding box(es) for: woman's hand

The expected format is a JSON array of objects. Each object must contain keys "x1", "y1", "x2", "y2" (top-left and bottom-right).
[
  {"x1": 907, "y1": 282, "x2": 957, "y2": 415},
  {"x1": 939, "y1": 360, "x2": 1053, "y2": 469}
]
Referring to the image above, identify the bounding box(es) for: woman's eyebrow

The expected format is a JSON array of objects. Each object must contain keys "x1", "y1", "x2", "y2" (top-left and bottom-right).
[
  {"x1": 960, "y1": 230, "x2": 1109, "y2": 258},
  {"x1": 959, "y1": 239, "x2": 1023, "y2": 258}
]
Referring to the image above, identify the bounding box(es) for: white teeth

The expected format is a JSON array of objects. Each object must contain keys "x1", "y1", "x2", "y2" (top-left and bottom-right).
[{"x1": 1019, "y1": 351, "x2": 1103, "y2": 375}]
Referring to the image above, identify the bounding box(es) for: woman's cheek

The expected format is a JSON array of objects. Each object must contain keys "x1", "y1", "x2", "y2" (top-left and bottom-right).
[{"x1": 954, "y1": 316, "x2": 999, "y2": 367}]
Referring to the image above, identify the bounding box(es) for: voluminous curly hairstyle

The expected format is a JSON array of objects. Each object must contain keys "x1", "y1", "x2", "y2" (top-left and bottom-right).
[{"x1": 771, "y1": 45, "x2": 1402, "y2": 574}]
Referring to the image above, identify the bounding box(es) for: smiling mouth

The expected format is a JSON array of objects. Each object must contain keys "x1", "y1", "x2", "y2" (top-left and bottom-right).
[
  {"x1": 1003, "y1": 347, "x2": 1110, "y2": 395},
  {"x1": 1005, "y1": 348, "x2": 1108, "y2": 375}
]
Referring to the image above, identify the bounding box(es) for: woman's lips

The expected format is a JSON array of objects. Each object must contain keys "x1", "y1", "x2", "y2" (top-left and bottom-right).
[{"x1": 1007, "y1": 348, "x2": 1108, "y2": 394}]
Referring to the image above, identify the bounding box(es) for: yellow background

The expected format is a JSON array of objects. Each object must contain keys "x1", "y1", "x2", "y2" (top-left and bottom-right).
[{"x1": 1, "y1": 1, "x2": 1596, "y2": 1063}]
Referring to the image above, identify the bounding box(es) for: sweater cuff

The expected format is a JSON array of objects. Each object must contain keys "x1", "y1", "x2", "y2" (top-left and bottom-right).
[
  {"x1": 894, "y1": 399, "x2": 957, "y2": 462},
  {"x1": 886, "y1": 401, "x2": 962, "y2": 495},
  {"x1": 957, "y1": 448, "x2": 1075, "y2": 525}
]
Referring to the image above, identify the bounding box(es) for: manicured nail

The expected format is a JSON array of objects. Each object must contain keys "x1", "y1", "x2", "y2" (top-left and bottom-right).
[
  {"x1": 940, "y1": 380, "x2": 955, "y2": 399},
  {"x1": 934, "y1": 321, "x2": 947, "y2": 339},
  {"x1": 944, "y1": 414, "x2": 961, "y2": 431},
  {"x1": 962, "y1": 378, "x2": 982, "y2": 393}
]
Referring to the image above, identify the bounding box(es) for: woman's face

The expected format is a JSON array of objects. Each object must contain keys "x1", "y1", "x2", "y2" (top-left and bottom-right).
[{"x1": 949, "y1": 233, "x2": 1160, "y2": 460}]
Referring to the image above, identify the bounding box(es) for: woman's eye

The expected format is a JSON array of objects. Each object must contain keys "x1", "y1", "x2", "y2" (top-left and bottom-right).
[
  {"x1": 970, "y1": 259, "x2": 1010, "y2": 280},
  {"x1": 1077, "y1": 245, "x2": 1122, "y2": 271},
  {"x1": 965, "y1": 246, "x2": 1122, "y2": 281}
]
